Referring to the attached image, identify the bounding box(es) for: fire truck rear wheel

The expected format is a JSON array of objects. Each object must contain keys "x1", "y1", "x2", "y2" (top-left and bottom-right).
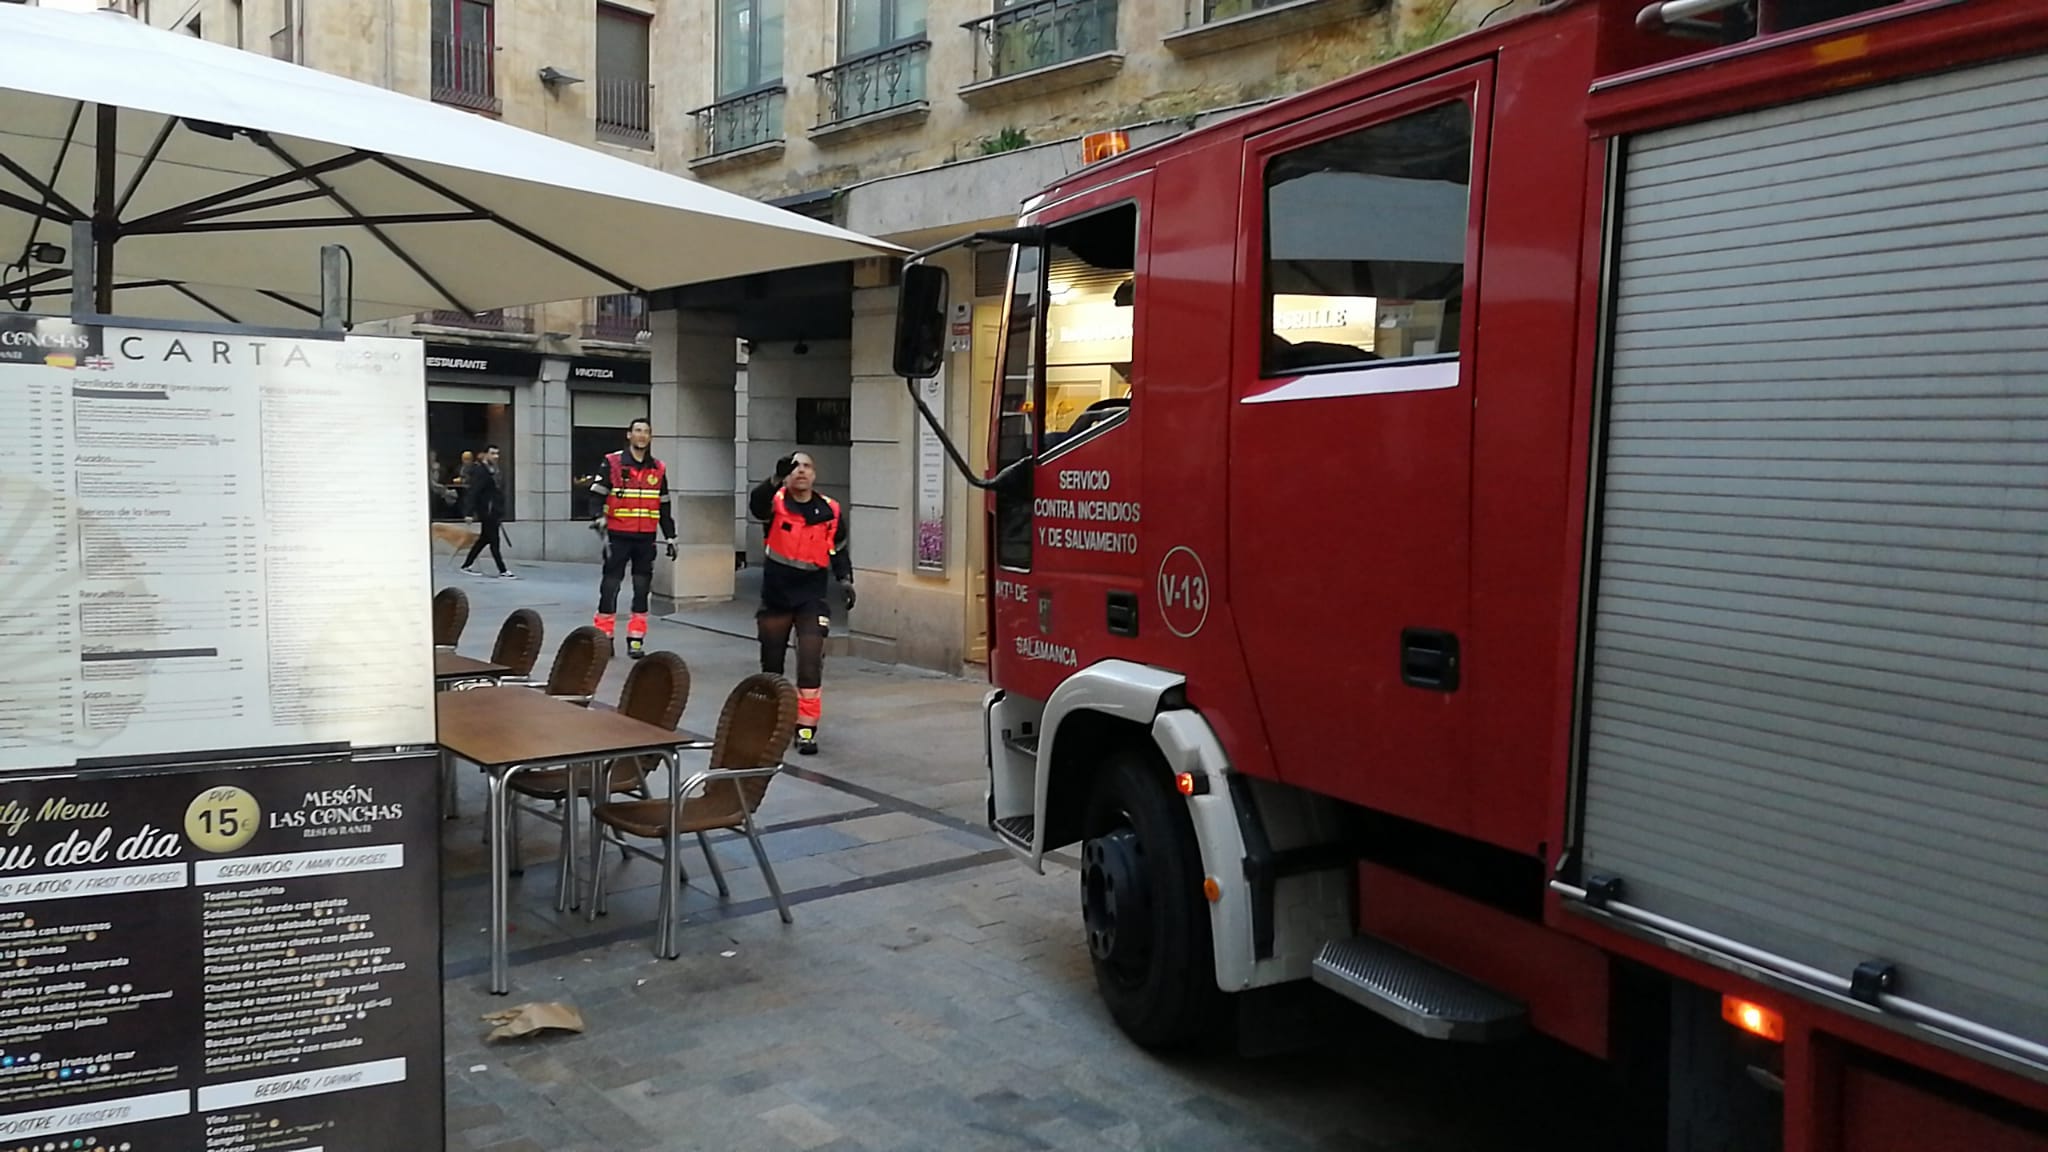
[{"x1": 1079, "y1": 750, "x2": 1225, "y2": 1050}]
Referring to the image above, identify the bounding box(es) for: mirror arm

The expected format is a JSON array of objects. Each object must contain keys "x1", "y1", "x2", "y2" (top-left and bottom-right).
[
  {"x1": 903, "y1": 377, "x2": 1030, "y2": 492},
  {"x1": 907, "y1": 225, "x2": 1047, "y2": 264}
]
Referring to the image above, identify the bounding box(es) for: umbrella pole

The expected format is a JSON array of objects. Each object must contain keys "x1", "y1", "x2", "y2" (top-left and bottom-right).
[{"x1": 93, "y1": 103, "x2": 117, "y2": 315}]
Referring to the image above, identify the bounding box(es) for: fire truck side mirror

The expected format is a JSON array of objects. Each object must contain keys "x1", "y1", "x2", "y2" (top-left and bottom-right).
[{"x1": 893, "y1": 263, "x2": 949, "y2": 380}]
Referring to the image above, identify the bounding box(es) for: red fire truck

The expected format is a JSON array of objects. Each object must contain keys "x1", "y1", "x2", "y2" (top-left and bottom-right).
[{"x1": 889, "y1": 0, "x2": 2048, "y2": 1147}]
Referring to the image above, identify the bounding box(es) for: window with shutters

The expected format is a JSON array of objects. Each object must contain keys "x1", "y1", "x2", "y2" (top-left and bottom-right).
[
  {"x1": 596, "y1": 6, "x2": 653, "y2": 148},
  {"x1": 1261, "y1": 100, "x2": 1471, "y2": 376}
]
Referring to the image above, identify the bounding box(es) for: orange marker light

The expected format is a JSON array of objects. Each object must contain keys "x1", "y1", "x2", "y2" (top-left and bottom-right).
[
  {"x1": 1722, "y1": 995, "x2": 1785, "y2": 1043},
  {"x1": 1082, "y1": 130, "x2": 1129, "y2": 164},
  {"x1": 1202, "y1": 877, "x2": 1222, "y2": 903},
  {"x1": 1176, "y1": 772, "x2": 1196, "y2": 796}
]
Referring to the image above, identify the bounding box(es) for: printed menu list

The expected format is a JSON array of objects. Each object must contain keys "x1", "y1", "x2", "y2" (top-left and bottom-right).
[
  {"x1": 0, "y1": 317, "x2": 435, "y2": 774},
  {"x1": 0, "y1": 755, "x2": 441, "y2": 1150}
]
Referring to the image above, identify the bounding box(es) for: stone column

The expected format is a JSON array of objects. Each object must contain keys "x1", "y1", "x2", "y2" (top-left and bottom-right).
[
  {"x1": 847, "y1": 285, "x2": 908, "y2": 664},
  {"x1": 648, "y1": 307, "x2": 739, "y2": 608},
  {"x1": 532, "y1": 359, "x2": 571, "y2": 561}
]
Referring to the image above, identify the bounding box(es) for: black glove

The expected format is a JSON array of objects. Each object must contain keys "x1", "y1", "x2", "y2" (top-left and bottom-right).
[
  {"x1": 841, "y1": 579, "x2": 856, "y2": 612},
  {"x1": 773, "y1": 455, "x2": 795, "y2": 485},
  {"x1": 664, "y1": 539, "x2": 677, "y2": 560}
]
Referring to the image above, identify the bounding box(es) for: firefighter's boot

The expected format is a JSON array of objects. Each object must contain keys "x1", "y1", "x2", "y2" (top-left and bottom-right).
[
  {"x1": 795, "y1": 692, "x2": 822, "y2": 755},
  {"x1": 593, "y1": 613, "x2": 616, "y2": 651},
  {"x1": 627, "y1": 613, "x2": 649, "y2": 660}
]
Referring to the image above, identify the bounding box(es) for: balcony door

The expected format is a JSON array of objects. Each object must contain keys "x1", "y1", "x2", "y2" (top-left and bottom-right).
[{"x1": 830, "y1": 0, "x2": 928, "y2": 122}]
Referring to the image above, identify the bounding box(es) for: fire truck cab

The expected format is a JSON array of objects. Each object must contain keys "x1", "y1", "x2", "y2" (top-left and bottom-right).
[{"x1": 891, "y1": 0, "x2": 2048, "y2": 1147}]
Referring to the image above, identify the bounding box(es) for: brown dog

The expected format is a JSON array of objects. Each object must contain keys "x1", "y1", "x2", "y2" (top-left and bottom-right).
[{"x1": 429, "y1": 520, "x2": 480, "y2": 558}]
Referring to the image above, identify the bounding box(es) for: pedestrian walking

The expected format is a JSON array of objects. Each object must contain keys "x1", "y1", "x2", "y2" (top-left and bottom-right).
[
  {"x1": 750, "y1": 452, "x2": 853, "y2": 755},
  {"x1": 588, "y1": 418, "x2": 676, "y2": 659},
  {"x1": 459, "y1": 444, "x2": 515, "y2": 578}
]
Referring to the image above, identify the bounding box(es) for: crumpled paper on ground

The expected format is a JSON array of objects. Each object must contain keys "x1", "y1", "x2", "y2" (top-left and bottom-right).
[{"x1": 482, "y1": 1002, "x2": 585, "y2": 1042}]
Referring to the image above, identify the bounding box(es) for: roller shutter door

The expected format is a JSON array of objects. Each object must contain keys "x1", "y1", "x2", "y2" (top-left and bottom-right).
[{"x1": 1578, "y1": 50, "x2": 2048, "y2": 1055}]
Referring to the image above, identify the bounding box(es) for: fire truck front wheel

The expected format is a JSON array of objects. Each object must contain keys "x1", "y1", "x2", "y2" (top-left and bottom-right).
[{"x1": 1080, "y1": 750, "x2": 1225, "y2": 1049}]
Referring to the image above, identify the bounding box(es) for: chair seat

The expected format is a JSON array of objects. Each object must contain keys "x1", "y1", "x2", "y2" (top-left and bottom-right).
[
  {"x1": 595, "y1": 798, "x2": 741, "y2": 839},
  {"x1": 512, "y1": 762, "x2": 646, "y2": 800}
]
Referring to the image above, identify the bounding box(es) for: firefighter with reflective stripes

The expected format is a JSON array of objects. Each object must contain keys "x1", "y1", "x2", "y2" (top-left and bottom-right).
[
  {"x1": 749, "y1": 452, "x2": 852, "y2": 755},
  {"x1": 588, "y1": 417, "x2": 676, "y2": 659}
]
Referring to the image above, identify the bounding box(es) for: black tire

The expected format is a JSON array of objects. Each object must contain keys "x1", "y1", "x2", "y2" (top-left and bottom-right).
[{"x1": 1079, "y1": 749, "x2": 1226, "y2": 1050}]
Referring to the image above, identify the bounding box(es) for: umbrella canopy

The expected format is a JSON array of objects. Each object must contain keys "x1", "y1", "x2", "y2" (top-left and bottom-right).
[{"x1": 0, "y1": 4, "x2": 898, "y2": 328}]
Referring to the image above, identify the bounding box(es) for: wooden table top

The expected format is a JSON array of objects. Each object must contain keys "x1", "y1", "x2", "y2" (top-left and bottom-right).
[
  {"x1": 436, "y1": 651, "x2": 510, "y2": 679},
  {"x1": 437, "y1": 686, "x2": 692, "y2": 768}
]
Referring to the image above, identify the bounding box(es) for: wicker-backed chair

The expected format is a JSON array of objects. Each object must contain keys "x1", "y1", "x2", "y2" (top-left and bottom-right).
[
  {"x1": 432, "y1": 586, "x2": 468, "y2": 648},
  {"x1": 505, "y1": 624, "x2": 610, "y2": 702},
  {"x1": 509, "y1": 651, "x2": 695, "y2": 911},
  {"x1": 488, "y1": 608, "x2": 545, "y2": 679},
  {"x1": 588, "y1": 673, "x2": 798, "y2": 957},
  {"x1": 489, "y1": 626, "x2": 612, "y2": 863},
  {"x1": 443, "y1": 610, "x2": 546, "y2": 819}
]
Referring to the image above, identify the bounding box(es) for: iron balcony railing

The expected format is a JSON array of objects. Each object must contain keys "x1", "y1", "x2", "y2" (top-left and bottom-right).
[
  {"x1": 424, "y1": 307, "x2": 532, "y2": 333},
  {"x1": 810, "y1": 40, "x2": 931, "y2": 128},
  {"x1": 582, "y1": 296, "x2": 649, "y2": 342},
  {"x1": 964, "y1": 0, "x2": 1118, "y2": 85},
  {"x1": 595, "y1": 77, "x2": 653, "y2": 148},
  {"x1": 689, "y1": 86, "x2": 787, "y2": 158},
  {"x1": 431, "y1": 36, "x2": 499, "y2": 112}
]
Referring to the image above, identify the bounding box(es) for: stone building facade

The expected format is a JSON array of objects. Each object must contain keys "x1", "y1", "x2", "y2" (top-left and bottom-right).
[{"x1": 124, "y1": 0, "x2": 1517, "y2": 672}]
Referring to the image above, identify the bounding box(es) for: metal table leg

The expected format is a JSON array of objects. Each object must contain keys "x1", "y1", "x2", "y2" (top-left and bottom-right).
[
  {"x1": 488, "y1": 762, "x2": 530, "y2": 995},
  {"x1": 657, "y1": 751, "x2": 680, "y2": 960}
]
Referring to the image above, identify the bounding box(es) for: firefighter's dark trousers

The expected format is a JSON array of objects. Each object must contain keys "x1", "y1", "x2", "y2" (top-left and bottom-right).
[
  {"x1": 598, "y1": 530, "x2": 657, "y2": 616},
  {"x1": 758, "y1": 602, "x2": 829, "y2": 731}
]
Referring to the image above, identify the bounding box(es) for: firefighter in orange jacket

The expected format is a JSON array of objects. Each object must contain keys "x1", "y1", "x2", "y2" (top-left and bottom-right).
[
  {"x1": 588, "y1": 418, "x2": 676, "y2": 659},
  {"x1": 749, "y1": 452, "x2": 852, "y2": 755}
]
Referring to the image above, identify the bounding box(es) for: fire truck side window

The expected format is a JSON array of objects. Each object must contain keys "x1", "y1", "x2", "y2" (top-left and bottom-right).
[
  {"x1": 1040, "y1": 205, "x2": 1137, "y2": 455},
  {"x1": 1261, "y1": 100, "x2": 1473, "y2": 376}
]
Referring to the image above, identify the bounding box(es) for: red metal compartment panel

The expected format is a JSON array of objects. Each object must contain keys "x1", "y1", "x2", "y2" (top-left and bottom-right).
[
  {"x1": 1586, "y1": 0, "x2": 2048, "y2": 138},
  {"x1": 1456, "y1": 15, "x2": 1603, "y2": 857},
  {"x1": 1135, "y1": 139, "x2": 1282, "y2": 784},
  {"x1": 1563, "y1": 9, "x2": 2048, "y2": 1078},
  {"x1": 1839, "y1": 1062, "x2": 2048, "y2": 1152},
  {"x1": 1362, "y1": 864, "x2": 1610, "y2": 1058},
  {"x1": 1551, "y1": 908, "x2": 2048, "y2": 1119}
]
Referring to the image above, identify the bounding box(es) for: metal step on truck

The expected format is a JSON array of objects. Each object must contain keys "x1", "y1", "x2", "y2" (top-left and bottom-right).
[{"x1": 886, "y1": 0, "x2": 2048, "y2": 1148}]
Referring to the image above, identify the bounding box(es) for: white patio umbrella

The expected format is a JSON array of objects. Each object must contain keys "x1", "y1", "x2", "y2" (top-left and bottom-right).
[{"x1": 0, "y1": 4, "x2": 898, "y2": 327}]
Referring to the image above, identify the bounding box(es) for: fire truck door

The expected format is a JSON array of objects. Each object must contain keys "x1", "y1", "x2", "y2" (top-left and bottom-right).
[
  {"x1": 1227, "y1": 66, "x2": 1493, "y2": 829},
  {"x1": 989, "y1": 189, "x2": 1150, "y2": 696}
]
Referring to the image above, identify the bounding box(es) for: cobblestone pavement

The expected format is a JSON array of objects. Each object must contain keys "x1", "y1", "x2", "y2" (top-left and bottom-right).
[{"x1": 436, "y1": 558, "x2": 1631, "y2": 1151}]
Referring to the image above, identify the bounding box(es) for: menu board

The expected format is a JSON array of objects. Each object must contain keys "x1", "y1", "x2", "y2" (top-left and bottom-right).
[
  {"x1": 0, "y1": 317, "x2": 436, "y2": 773},
  {"x1": 0, "y1": 753, "x2": 441, "y2": 1150}
]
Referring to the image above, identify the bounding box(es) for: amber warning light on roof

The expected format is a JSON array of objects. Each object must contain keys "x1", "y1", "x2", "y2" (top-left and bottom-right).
[{"x1": 1083, "y1": 130, "x2": 1129, "y2": 164}]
